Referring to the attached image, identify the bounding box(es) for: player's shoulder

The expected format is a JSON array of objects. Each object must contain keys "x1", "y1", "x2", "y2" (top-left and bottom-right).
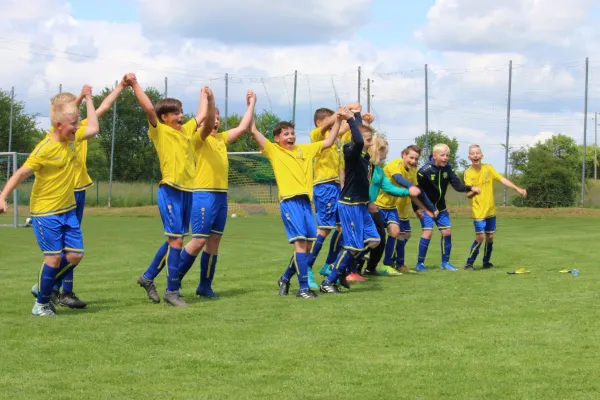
[{"x1": 31, "y1": 136, "x2": 54, "y2": 157}]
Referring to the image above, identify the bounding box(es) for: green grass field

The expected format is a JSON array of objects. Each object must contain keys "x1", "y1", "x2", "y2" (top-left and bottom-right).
[{"x1": 1, "y1": 208, "x2": 599, "y2": 399}]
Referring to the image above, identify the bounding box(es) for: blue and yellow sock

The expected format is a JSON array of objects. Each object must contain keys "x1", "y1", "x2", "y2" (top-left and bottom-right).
[
  {"x1": 441, "y1": 235, "x2": 452, "y2": 264},
  {"x1": 37, "y1": 264, "x2": 59, "y2": 304},
  {"x1": 144, "y1": 242, "x2": 168, "y2": 280},
  {"x1": 307, "y1": 234, "x2": 326, "y2": 268},
  {"x1": 166, "y1": 246, "x2": 182, "y2": 292},
  {"x1": 466, "y1": 240, "x2": 482, "y2": 265},
  {"x1": 383, "y1": 236, "x2": 397, "y2": 265},
  {"x1": 483, "y1": 241, "x2": 494, "y2": 263},
  {"x1": 417, "y1": 238, "x2": 431, "y2": 264},
  {"x1": 395, "y1": 239, "x2": 406, "y2": 266},
  {"x1": 282, "y1": 254, "x2": 296, "y2": 282},
  {"x1": 199, "y1": 252, "x2": 218, "y2": 289},
  {"x1": 295, "y1": 252, "x2": 309, "y2": 291},
  {"x1": 178, "y1": 248, "x2": 197, "y2": 282},
  {"x1": 52, "y1": 254, "x2": 71, "y2": 291},
  {"x1": 325, "y1": 230, "x2": 342, "y2": 265},
  {"x1": 326, "y1": 249, "x2": 353, "y2": 284}
]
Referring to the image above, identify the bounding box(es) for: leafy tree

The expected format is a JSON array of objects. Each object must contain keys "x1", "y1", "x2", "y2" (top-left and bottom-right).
[
  {"x1": 415, "y1": 130, "x2": 462, "y2": 168},
  {"x1": 0, "y1": 89, "x2": 44, "y2": 153}
]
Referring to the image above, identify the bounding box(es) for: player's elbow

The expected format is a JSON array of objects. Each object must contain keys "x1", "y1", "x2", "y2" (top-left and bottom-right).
[{"x1": 408, "y1": 186, "x2": 420, "y2": 197}]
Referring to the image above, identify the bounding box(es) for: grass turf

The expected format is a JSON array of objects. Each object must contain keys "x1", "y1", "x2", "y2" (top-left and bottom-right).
[{"x1": 0, "y1": 209, "x2": 599, "y2": 399}]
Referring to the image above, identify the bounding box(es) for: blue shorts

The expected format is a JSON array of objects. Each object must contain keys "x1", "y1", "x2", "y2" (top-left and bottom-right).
[
  {"x1": 474, "y1": 216, "x2": 496, "y2": 234},
  {"x1": 399, "y1": 219, "x2": 411, "y2": 233},
  {"x1": 313, "y1": 182, "x2": 341, "y2": 230},
  {"x1": 74, "y1": 190, "x2": 86, "y2": 225},
  {"x1": 192, "y1": 192, "x2": 228, "y2": 238},
  {"x1": 157, "y1": 184, "x2": 192, "y2": 238},
  {"x1": 338, "y1": 202, "x2": 380, "y2": 251},
  {"x1": 32, "y1": 209, "x2": 84, "y2": 256},
  {"x1": 420, "y1": 209, "x2": 451, "y2": 231},
  {"x1": 378, "y1": 208, "x2": 400, "y2": 226},
  {"x1": 280, "y1": 196, "x2": 317, "y2": 243}
]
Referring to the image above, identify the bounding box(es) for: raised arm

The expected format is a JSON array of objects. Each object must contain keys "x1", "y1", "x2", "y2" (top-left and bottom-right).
[
  {"x1": 197, "y1": 86, "x2": 216, "y2": 140},
  {"x1": 82, "y1": 85, "x2": 99, "y2": 140},
  {"x1": 250, "y1": 119, "x2": 267, "y2": 150},
  {"x1": 0, "y1": 166, "x2": 34, "y2": 214},
  {"x1": 95, "y1": 77, "x2": 127, "y2": 118},
  {"x1": 126, "y1": 73, "x2": 157, "y2": 127},
  {"x1": 322, "y1": 113, "x2": 342, "y2": 150},
  {"x1": 227, "y1": 91, "x2": 257, "y2": 144},
  {"x1": 340, "y1": 106, "x2": 363, "y2": 159}
]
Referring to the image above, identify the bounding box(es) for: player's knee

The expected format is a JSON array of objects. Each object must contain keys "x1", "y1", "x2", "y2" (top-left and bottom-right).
[
  {"x1": 168, "y1": 237, "x2": 183, "y2": 249},
  {"x1": 187, "y1": 238, "x2": 206, "y2": 255},
  {"x1": 293, "y1": 240, "x2": 308, "y2": 253},
  {"x1": 368, "y1": 240, "x2": 380, "y2": 249},
  {"x1": 422, "y1": 230, "x2": 433, "y2": 240},
  {"x1": 486, "y1": 234, "x2": 494, "y2": 243},
  {"x1": 405, "y1": 232, "x2": 412, "y2": 241},
  {"x1": 387, "y1": 225, "x2": 400, "y2": 237},
  {"x1": 318, "y1": 229, "x2": 331, "y2": 237},
  {"x1": 66, "y1": 252, "x2": 84, "y2": 265},
  {"x1": 475, "y1": 234, "x2": 484, "y2": 243},
  {"x1": 205, "y1": 235, "x2": 222, "y2": 254},
  {"x1": 441, "y1": 228, "x2": 451, "y2": 237},
  {"x1": 44, "y1": 255, "x2": 62, "y2": 268}
]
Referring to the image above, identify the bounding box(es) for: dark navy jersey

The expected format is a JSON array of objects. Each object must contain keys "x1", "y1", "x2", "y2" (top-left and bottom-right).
[
  {"x1": 415, "y1": 158, "x2": 472, "y2": 212},
  {"x1": 339, "y1": 116, "x2": 371, "y2": 204}
]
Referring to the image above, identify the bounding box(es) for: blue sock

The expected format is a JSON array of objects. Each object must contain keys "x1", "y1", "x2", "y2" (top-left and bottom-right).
[
  {"x1": 199, "y1": 252, "x2": 218, "y2": 289},
  {"x1": 417, "y1": 238, "x2": 431, "y2": 264},
  {"x1": 282, "y1": 254, "x2": 296, "y2": 281},
  {"x1": 52, "y1": 254, "x2": 71, "y2": 291},
  {"x1": 295, "y1": 252, "x2": 309, "y2": 291},
  {"x1": 395, "y1": 239, "x2": 406, "y2": 266},
  {"x1": 325, "y1": 230, "x2": 342, "y2": 265},
  {"x1": 166, "y1": 246, "x2": 182, "y2": 292},
  {"x1": 61, "y1": 268, "x2": 75, "y2": 293},
  {"x1": 326, "y1": 249, "x2": 353, "y2": 284},
  {"x1": 308, "y1": 234, "x2": 326, "y2": 268},
  {"x1": 383, "y1": 236, "x2": 397, "y2": 265},
  {"x1": 441, "y1": 235, "x2": 452, "y2": 264},
  {"x1": 144, "y1": 242, "x2": 169, "y2": 280},
  {"x1": 178, "y1": 248, "x2": 197, "y2": 282},
  {"x1": 483, "y1": 241, "x2": 494, "y2": 263},
  {"x1": 466, "y1": 240, "x2": 482, "y2": 265},
  {"x1": 37, "y1": 264, "x2": 59, "y2": 304}
]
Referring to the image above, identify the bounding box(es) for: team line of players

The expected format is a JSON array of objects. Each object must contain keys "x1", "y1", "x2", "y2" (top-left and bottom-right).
[{"x1": 0, "y1": 72, "x2": 527, "y2": 315}]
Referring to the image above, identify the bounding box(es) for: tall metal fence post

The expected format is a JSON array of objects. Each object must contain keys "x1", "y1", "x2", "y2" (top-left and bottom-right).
[
  {"x1": 108, "y1": 80, "x2": 118, "y2": 208},
  {"x1": 504, "y1": 60, "x2": 513, "y2": 206},
  {"x1": 581, "y1": 57, "x2": 589, "y2": 207}
]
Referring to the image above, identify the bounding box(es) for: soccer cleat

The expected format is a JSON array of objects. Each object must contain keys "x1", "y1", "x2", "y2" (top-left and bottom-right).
[
  {"x1": 440, "y1": 262, "x2": 458, "y2": 271},
  {"x1": 379, "y1": 265, "x2": 402, "y2": 276},
  {"x1": 346, "y1": 272, "x2": 367, "y2": 281},
  {"x1": 59, "y1": 292, "x2": 87, "y2": 309},
  {"x1": 464, "y1": 264, "x2": 475, "y2": 271},
  {"x1": 337, "y1": 274, "x2": 350, "y2": 289},
  {"x1": 363, "y1": 268, "x2": 378, "y2": 276},
  {"x1": 297, "y1": 289, "x2": 319, "y2": 299},
  {"x1": 414, "y1": 262, "x2": 429, "y2": 272},
  {"x1": 319, "y1": 263, "x2": 332, "y2": 277},
  {"x1": 278, "y1": 278, "x2": 290, "y2": 296},
  {"x1": 397, "y1": 265, "x2": 417, "y2": 274},
  {"x1": 307, "y1": 268, "x2": 319, "y2": 290},
  {"x1": 31, "y1": 284, "x2": 58, "y2": 313},
  {"x1": 196, "y1": 287, "x2": 219, "y2": 299},
  {"x1": 163, "y1": 290, "x2": 188, "y2": 307},
  {"x1": 137, "y1": 275, "x2": 160, "y2": 303},
  {"x1": 319, "y1": 281, "x2": 341, "y2": 294},
  {"x1": 32, "y1": 302, "x2": 58, "y2": 317},
  {"x1": 483, "y1": 262, "x2": 495, "y2": 269}
]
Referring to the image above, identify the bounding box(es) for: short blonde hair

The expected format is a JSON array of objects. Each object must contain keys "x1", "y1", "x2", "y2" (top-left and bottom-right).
[
  {"x1": 51, "y1": 92, "x2": 78, "y2": 104},
  {"x1": 432, "y1": 143, "x2": 450, "y2": 155},
  {"x1": 50, "y1": 96, "x2": 79, "y2": 125},
  {"x1": 368, "y1": 135, "x2": 388, "y2": 166},
  {"x1": 469, "y1": 144, "x2": 482, "y2": 152}
]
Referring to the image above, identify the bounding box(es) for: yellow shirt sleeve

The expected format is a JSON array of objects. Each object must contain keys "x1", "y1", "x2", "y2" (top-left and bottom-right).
[
  {"x1": 302, "y1": 141, "x2": 324, "y2": 159},
  {"x1": 490, "y1": 165, "x2": 503, "y2": 181},
  {"x1": 220, "y1": 131, "x2": 229, "y2": 143},
  {"x1": 182, "y1": 119, "x2": 198, "y2": 137},
  {"x1": 310, "y1": 127, "x2": 324, "y2": 143},
  {"x1": 261, "y1": 140, "x2": 275, "y2": 160},
  {"x1": 148, "y1": 119, "x2": 160, "y2": 140},
  {"x1": 24, "y1": 141, "x2": 49, "y2": 171},
  {"x1": 74, "y1": 122, "x2": 87, "y2": 142}
]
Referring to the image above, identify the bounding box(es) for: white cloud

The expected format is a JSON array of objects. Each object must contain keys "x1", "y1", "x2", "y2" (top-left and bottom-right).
[{"x1": 138, "y1": 0, "x2": 373, "y2": 45}]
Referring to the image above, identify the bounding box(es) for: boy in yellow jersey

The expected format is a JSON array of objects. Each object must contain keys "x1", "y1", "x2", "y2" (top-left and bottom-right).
[
  {"x1": 129, "y1": 73, "x2": 216, "y2": 307},
  {"x1": 306, "y1": 104, "x2": 360, "y2": 286},
  {"x1": 45, "y1": 79, "x2": 129, "y2": 308},
  {"x1": 463, "y1": 145, "x2": 527, "y2": 270},
  {"x1": 0, "y1": 86, "x2": 99, "y2": 316},
  {"x1": 375, "y1": 145, "x2": 435, "y2": 273},
  {"x1": 177, "y1": 91, "x2": 256, "y2": 298},
  {"x1": 249, "y1": 111, "x2": 342, "y2": 299}
]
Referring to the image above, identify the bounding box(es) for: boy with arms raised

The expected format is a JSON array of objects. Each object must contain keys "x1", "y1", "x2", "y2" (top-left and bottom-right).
[
  {"x1": 249, "y1": 111, "x2": 342, "y2": 299},
  {"x1": 177, "y1": 91, "x2": 256, "y2": 298},
  {"x1": 0, "y1": 86, "x2": 99, "y2": 316},
  {"x1": 131, "y1": 73, "x2": 215, "y2": 306},
  {"x1": 463, "y1": 144, "x2": 526, "y2": 270},
  {"x1": 45, "y1": 79, "x2": 129, "y2": 308},
  {"x1": 320, "y1": 107, "x2": 381, "y2": 294},
  {"x1": 414, "y1": 144, "x2": 480, "y2": 271}
]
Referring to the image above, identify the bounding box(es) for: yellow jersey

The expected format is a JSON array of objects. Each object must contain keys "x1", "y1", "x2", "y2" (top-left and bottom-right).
[
  {"x1": 310, "y1": 128, "x2": 352, "y2": 185},
  {"x1": 375, "y1": 159, "x2": 407, "y2": 209},
  {"x1": 148, "y1": 119, "x2": 196, "y2": 191},
  {"x1": 49, "y1": 119, "x2": 92, "y2": 191},
  {"x1": 393, "y1": 159, "x2": 418, "y2": 219},
  {"x1": 25, "y1": 128, "x2": 87, "y2": 216},
  {"x1": 464, "y1": 164, "x2": 503, "y2": 219},
  {"x1": 193, "y1": 130, "x2": 229, "y2": 192},
  {"x1": 261, "y1": 140, "x2": 323, "y2": 202}
]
